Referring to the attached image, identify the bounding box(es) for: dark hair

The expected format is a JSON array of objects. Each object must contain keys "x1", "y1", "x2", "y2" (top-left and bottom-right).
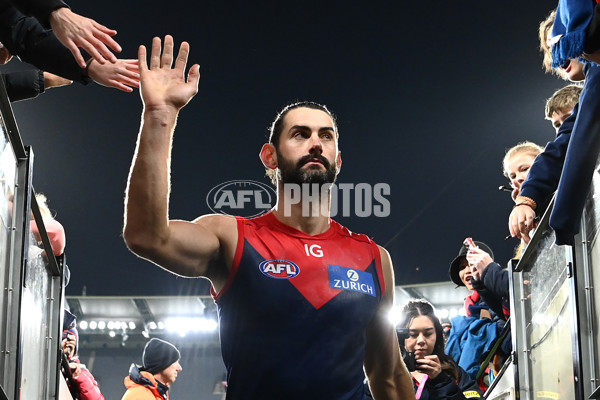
[
  {"x1": 400, "y1": 299, "x2": 459, "y2": 379},
  {"x1": 268, "y1": 101, "x2": 338, "y2": 148}
]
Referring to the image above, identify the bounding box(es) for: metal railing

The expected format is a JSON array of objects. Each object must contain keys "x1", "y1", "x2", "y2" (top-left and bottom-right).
[{"x1": 0, "y1": 74, "x2": 65, "y2": 400}]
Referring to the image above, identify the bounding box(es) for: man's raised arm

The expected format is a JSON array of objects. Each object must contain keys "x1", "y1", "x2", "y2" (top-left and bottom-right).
[{"x1": 123, "y1": 36, "x2": 231, "y2": 281}]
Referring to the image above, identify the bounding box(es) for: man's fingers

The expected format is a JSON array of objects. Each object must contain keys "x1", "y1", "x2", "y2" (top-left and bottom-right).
[
  {"x1": 138, "y1": 45, "x2": 148, "y2": 71},
  {"x1": 110, "y1": 80, "x2": 134, "y2": 92},
  {"x1": 80, "y1": 41, "x2": 108, "y2": 65},
  {"x1": 90, "y1": 19, "x2": 117, "y2": 37},
  {"x1": 187, "y1": 64, "x2": 200, "y2": 88},
  {"x1": 150, "y1": 37, "x2": 162, "y2": 69},
  {"x1": 92, "y1": 31, "x2": 121, "y2": 55},
  {"x1": 122, "y1": 59, "x2": 140, "y2": 71},
  {"x1": 82, "y1": 37, "x2": 117, "y2": 63},
  {"x1": 67, "y1": 43, "x2": 87, "y2": 68},
  {"x1": 175, "y1": 41, "x2": 190, "y2": 72},
  {"x1": 162, "y1": 35, "x2": 174, "y2": 69},
  {"x1": 116, "y1": 63, "x2": 140, "y2": 79},
  {"x1": 117, "y1": 76, "x2": 140, "y2": 88}
]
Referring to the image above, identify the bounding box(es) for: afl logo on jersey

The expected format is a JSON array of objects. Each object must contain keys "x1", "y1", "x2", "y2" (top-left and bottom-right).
[{"x1": 259, "y1": 259, "x2": 300, "y2": 279}]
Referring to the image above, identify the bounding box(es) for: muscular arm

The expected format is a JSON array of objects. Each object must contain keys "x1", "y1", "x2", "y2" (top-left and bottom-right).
[
  {"x1": 123, "y1": 36, "x2": 232, "y2": 290},
  {"x1": 364, "y1": 246, "x2": 415, "y2": 400}
]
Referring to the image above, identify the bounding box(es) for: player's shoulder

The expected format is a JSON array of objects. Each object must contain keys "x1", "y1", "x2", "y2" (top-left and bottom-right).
[{"x1": 330, "y1": 219, "x2": 376, "y2": 245}]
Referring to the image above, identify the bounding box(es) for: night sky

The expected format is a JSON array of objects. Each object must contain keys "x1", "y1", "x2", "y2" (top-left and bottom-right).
[{"x1": 5, "y1": 0, "x2": 564, "y2": 296}]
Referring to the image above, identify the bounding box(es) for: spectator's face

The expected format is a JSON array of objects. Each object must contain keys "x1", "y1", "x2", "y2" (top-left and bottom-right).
[
  {"x1": 157, "y1": 360, "x2": 182, "y2": 386},
  {"x1": 405, "y1": 316, "x2": 436, "y2": 359},
  {"x1": 458, "y1": 258, "x2": 474, "y2": 290},
  {"x1": 505, "y1": 151, "x2": 537, "y2": 198},
  {"x1": 560, "y1": 58, "x2": 585, "y2": 82},
  {"x1": 549, "y1": 107, "x2": 573, "y2": 133}
]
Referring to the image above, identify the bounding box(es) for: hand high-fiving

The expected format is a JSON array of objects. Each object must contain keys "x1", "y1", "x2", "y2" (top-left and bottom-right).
[{"x1": 138, "y1": 35, "x2": 200, "y2": 111}]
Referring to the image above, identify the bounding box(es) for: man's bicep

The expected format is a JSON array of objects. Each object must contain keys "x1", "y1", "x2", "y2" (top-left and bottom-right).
[{"x1": 138, "y1": 215, "x2": 236, "y2": 279}]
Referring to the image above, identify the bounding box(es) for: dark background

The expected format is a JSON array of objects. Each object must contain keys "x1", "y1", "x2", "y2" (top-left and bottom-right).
[{"x1": 5, "y1": 0, "x2": 564, "y2": 296}]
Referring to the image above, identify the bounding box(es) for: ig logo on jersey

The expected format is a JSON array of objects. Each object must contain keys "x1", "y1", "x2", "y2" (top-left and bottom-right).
[{"x1": 259, "y1": 259, "x2": 300, "y2": 279}]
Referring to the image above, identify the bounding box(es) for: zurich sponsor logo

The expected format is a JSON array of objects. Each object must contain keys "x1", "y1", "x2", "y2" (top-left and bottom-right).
[
  {"x1": 347, "y1": 269, "x2": 359, "y2": 281},
  {"x1": 206, "y1": 180, "x2": 275, "y2": 218},
  {"x1": 259, "y1": 259, "x2": 300, "y2": 279},
  {"x1": 329, "y1": 265, "x2": 376, "y2": 297}
]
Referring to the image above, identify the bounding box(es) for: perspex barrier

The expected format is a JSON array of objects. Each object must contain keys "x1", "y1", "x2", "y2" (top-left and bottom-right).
[
  {"x1": 0, "y1": 75, "x2": 64, "y2": 399},
  {"x1": 510, "y1": 163, "x2": 600, "y2": 399}
]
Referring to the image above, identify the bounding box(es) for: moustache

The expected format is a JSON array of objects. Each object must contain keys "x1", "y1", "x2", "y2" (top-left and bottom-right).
[{"x1": 297, "y1": 154, "x2": 331, "y2": 169}]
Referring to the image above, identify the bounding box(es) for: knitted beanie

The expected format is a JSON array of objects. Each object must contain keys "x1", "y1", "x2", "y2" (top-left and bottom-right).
[{"x1": 142, "y1": 338, "x2": 180, "y2": 374}]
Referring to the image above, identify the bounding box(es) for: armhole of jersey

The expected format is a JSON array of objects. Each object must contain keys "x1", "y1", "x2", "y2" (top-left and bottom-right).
[
  {"x1": 212, "y1": 216, "x2": 246, "y2": 300},
  {"x1": 371, "y1": 241, "x2": 385, "y2": 296}
]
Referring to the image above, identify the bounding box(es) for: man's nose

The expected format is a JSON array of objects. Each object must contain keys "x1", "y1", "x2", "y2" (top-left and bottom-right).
[{"x1": 308, "y1": 133, "x2": 323, "y2": 152}]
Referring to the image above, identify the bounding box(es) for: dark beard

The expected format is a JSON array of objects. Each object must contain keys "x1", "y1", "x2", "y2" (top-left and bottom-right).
[{"x1": 277, "y1": 152, "x2": 337, "y2": 185}]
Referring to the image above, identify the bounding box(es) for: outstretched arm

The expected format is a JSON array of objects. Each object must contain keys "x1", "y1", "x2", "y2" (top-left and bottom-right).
[
  {"x1": 123, "y1": 36, "x2": 234, "y2": 288},
  {"x1": 86, "y1": 58, "x2": 139, "y2": 92},
  {"x1": 364, "y1": 246, "x2": 415, "y2": 400},
  {"x1": 48, "y1": 7, "x2": 120, "y2": 68}
]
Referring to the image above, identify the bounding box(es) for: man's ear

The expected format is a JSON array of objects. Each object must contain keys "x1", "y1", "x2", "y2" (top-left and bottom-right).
[
  {"x1": 336, "y1": 151, "x2": 342, "y2": 173},
  {"x1": 260, "y1": 143, "x2": 277, "y2": 169}
]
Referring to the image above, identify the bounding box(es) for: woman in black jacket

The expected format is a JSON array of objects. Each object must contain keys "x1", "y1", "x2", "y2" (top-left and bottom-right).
[{"x1": 399, "y1": 299, "x2": 482, "y2": 400}]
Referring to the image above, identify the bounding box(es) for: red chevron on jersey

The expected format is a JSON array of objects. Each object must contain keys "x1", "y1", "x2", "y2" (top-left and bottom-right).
[{"x1": 217, "y1": 211, "x2": 384, "y2": 309}]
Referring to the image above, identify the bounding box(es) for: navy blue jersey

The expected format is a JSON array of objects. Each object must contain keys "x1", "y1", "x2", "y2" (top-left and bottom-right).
[{"x1": 212, "y1": 212, "x2": 385, "y2": 400}]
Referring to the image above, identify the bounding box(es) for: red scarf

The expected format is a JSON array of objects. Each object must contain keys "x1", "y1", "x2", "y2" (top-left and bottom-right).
[{"x1": 464, "y1": 291, "x2": 480, "y2": 317}]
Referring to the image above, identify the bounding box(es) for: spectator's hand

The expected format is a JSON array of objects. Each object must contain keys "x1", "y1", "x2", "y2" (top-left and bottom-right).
[
  {"x1": 416, "y1": 355, "x2": 442, "y2": 379},
  {"x1": 48, "y1": 7, "x2": 121, "y2": 69},
  {"x1": 87, "y1": 59, "x2": 140, "y2": 92},
  {"x1": 68, "y1": 362, "x2": 81, "y2": 379},
  {"x1": 509, "y1": 205, "x2": 536, "y2": 244},
  {"x1": 511, "y1": 187, "x2": 520, "y2": 202},
  {"x1": 43, "y1": 72, "x2": 72, "y2": 89},
  {"x1": 466, "y1": 246, "x2": 494, "y2": 281},
  {"x1": 139, "y1": 35, "x2": 200, "y2": 111},
  {"x1": 61, "y1": 334, "x2": 77, "y2": 359},
  {"x1": 0, "y1": 43, "x2": 12, "y2": 65}
]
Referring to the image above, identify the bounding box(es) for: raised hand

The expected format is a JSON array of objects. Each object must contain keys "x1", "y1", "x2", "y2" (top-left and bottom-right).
[
  {"x1": 138, "y1": 35, "x2": 200, "y2": 111},
  {"x1": 87, "y1": 58, "x2": 140, "y2": 92},
  {"x1": 48, "y1": 8, "x2": 121, "y2": 68},
  {"x1": 466, "y1": 246, "x2": 494, "y2": 281}
]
